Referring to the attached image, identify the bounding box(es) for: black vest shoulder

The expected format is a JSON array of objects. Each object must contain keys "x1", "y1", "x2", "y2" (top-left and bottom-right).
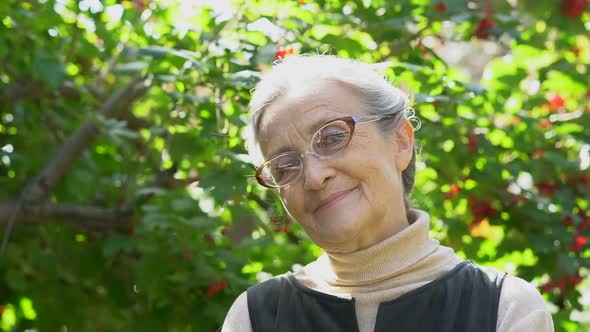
[{"x1": 247, "y1": 260, "x2": 506, "y2": 332}]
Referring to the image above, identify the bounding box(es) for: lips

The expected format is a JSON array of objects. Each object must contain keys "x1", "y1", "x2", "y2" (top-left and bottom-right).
[{"x1": 315, "y1": 187, "x2": 356, "y2": 211}]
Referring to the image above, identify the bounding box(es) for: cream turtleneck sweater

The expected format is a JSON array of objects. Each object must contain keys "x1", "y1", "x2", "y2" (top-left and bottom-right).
[{"x1": 222, "y1": 209, "x2": 554, "y2": 332}]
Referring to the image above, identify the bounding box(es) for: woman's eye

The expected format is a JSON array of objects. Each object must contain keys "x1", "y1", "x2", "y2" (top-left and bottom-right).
[
  {"x1": 321, "y1": 131, "x2": 348, "y2": 147},
  {"x1": 273, "y1": 161, "x2": 299, "y2": 180},
  {"x1": 277, "y1": 163, "x2": 298, "y2": 171}
]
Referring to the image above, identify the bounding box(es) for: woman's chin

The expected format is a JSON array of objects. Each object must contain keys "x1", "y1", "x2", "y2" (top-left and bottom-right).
[{"x1": 311, "y1": 217, "x2": 363, "y2": 248}]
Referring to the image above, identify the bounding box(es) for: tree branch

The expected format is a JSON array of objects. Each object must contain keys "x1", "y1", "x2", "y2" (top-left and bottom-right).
[
  {"x1": 20, "y1": 77, "x2": 151, "y2": 204},
  {"x1": 0, "y1": 200, "x2": 133, "y2": 231},
  {"x1": 389, "y1": 25, "x2": 430, "y2": 57},
  {"x1": 150, "y1": 174, "x2": 201, "y2": 189},
  {"x1": 0, "y1": 80, "x2": 81, "y2": 105}
]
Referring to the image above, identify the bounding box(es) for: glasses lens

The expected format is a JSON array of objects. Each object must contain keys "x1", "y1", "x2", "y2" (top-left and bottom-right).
[
  {"x1": 259, "y1": 153, "x2": 302, "y2": 187},
  {"x1": 312, "y1": 121, "x2": 351, "y2": 156}
]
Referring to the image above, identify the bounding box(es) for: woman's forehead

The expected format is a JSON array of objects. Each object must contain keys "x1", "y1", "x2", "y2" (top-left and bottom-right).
[
  {"x1": 257, "y1": 104, "x2": 343, "y2": 156},
  {"x1": 255, "y1": 81, "x2": 365, "y2": 155},
  {"x1": 258, "y1": 82, "x2": 363, "y2": 133}
]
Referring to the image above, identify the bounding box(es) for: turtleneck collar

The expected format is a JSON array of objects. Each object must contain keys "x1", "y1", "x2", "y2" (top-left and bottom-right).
[{"x1": 311, "y1": 208, "x2": 441, "y2": 286}]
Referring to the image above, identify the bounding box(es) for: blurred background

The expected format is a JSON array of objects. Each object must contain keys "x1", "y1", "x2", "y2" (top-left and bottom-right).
[{"x1": 0, "y1": 0, "x2": 589, "y2": 331}]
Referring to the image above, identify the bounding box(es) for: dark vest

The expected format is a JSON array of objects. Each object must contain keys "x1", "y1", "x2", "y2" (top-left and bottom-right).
[{"x1": 247, "y1": 260, "x2": 506, "y2": 332}]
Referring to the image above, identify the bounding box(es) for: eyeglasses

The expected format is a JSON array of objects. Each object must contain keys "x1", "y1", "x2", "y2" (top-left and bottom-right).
[{"x1": 255, "y1": 112, "x2": 400, "y2": 188}]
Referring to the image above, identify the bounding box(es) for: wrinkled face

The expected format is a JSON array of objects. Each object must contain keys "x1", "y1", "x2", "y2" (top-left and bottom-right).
[{"x1": 256, "y1": 82, "x2": 414, "y2": 253}]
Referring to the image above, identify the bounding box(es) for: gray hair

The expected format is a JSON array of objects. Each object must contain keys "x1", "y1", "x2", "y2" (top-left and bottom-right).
[{"x1": 245, "y1": 54, "x2": 421, "y2": 211}]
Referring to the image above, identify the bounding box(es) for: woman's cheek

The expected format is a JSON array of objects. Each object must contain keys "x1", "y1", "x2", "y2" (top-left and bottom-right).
[{"x1": 282, "y1": 192, "x2": 304, "y2": 219}]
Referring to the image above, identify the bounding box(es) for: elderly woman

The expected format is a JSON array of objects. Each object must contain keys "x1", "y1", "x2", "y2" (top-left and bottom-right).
[{"x1": 222, "y1": 55, "x2": 553, "y2": 332}]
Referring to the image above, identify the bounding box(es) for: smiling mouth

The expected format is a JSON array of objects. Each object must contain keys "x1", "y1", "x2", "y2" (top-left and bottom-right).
[{"x1": 315, "y1": 187, "x2": 357, "y2": 212}]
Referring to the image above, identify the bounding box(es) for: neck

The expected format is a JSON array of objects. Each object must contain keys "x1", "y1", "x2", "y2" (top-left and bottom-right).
[{"x1": 317, "y1": 209, "x2": 440, "y2": 286}]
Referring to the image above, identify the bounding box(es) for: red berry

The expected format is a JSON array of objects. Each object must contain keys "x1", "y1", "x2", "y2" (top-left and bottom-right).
[
  {"x1": 134, "y1": 0, "x2": 146, "y2": 12},
  {"x1": 578, "y1": 211, "x2": 590, "y2": 232},
  {"x1": 580, "y1": 175, "x2": 590, "y2": 184},
  {"x1": 274, "y1": 46, "x2": 295, "y2": 61},
  {"x1": 536, "y1": 181, "x2": 557, "y2": 197},
  {"x1": 468, "y1": 197, "x2": 497, "y2": 223},
  {"x1": 540, "y1": 274, "x2": 584, "y2": 293},
  {"x1": 206, "y1": 279, "x2": 229, "y2": 298},
  {"x1": 532, "y1": 149, "x2": 544, "y2": 159},
  {"x1": 468, "y1": 133, "x2": 479, "y2": 152},
  {"x1": 474, "y1": 18, "x2": 496, "y2": 39},
  {"x1": 274, "y1": 48, "x2": 287, "y2": 61},
  {"x1": 127, "y1": 227, "x2": 135, "y2": 237},
  {"x1": 443, "y1": 184, "x2": 461, "y2": 200},
  {"x1": 539, "y1": 119, "x2": 552, "y2": 129},
  {"x1": 549, "y1": 94, "x2": 565, "y2": 109},
  {"x1": 562, "y1": 0, "x2": 589, "y2": 18},
  {"x1": 274, "y1": 218, "x2": 293, "y2": 233},
  {"x1": 569, "y1": 234, "x2": 587, "y2": 253},
  {"x1": 512, "y1": 116, "x2": 521, "y2": 125},
  {"x1": 182, "y1": 252, "x2": 191, "y2": 262},
  {"x1": 435, "y1": 1, "x2": 447, "y2": 12},
  {"x1": 270, "y1": 215, "x2": 280, "y2": 225},
  {"x1": 572, "y1": 47, "x2": 581, "y2": 57},
  {"x1": 562, "y1": 216, "x2": 574, "y2": 226}
]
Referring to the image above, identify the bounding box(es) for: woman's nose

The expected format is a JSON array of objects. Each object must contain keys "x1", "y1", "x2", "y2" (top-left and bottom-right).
[{"x1": 302, "y1": 154, "x2": 336, "y2": 191}]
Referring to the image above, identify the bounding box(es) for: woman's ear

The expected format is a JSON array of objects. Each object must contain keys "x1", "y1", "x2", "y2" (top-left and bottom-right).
[{"x1": 393, "y1": 117, "x2": 414, "y2": 172}]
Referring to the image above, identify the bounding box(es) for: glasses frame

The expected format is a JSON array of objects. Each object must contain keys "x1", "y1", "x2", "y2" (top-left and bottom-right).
[{"x1": 255, "y1": 112, "x2": 399, "y2": 188}]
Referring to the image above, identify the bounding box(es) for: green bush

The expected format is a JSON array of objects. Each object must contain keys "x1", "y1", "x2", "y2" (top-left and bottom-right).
[{"x1": 0, "y1": 0, "x2": 588, "y2": 331}]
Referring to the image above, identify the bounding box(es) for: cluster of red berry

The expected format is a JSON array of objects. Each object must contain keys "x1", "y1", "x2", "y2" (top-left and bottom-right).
[
  {"x1": 435, "y1": 1, "x2": 447, "y2": 12},
  {"x1": 443, "y1": 184, "x2": 461, "y2": 200},
  {"x1": 434, "y1": 1, "x2": 496, "y2": 39},
  {"x1": 562, "y1": 0, "x2": 589, "y2": 19},
  {"x1": 570, "y1": 233, "x2": 587, "y2": 253},
  {"x1": 468, "y1": 196, "x2": 498, "y2": 224},
  {"x1": 535, "y1": 181, "x2": 558, "y2": 197},
  {"x1": 537, "y1": 174, "x2": 590, "y2": 199},
  {"x1": 274, "y1": 46, "x2": 296, "y2": 61},
  {"x1": 547, "y1": 93, "x2": 565, "y2": 111},
  {"x1": 206, "y1": 279, "x2": 228, "y2": 298},
  {"x1": 271, "y1": 215, "x2": 292, "y2": 233},
  {"x1": 538, "y1": 118, "x2": 553, "y2": 129},
  {"x1": 540, "y1": 211, "x2": 588, "y2": 293},
  {"x1": 467, "y1": 133, "x2": 479, "y2": 153},
  {"x1": 531, "y1": 149, "x2": 544, "y2": 159},
  {"x1": 564, "y1": 211, "x2": 590, "y2": 251},
  {"x1": 568, "y1": 174, "x2": 590, "y2": 188},
  {"x1": 473, "y1": 18, "x2": 496, "y2": 39},
  {"x1": 540, "y1": 275, "x2": 584, "y2": 293}
]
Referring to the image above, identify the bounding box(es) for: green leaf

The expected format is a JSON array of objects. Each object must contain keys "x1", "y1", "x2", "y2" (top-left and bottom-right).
[
  {"x1": 33, "y1": 52, "x2": 65, "y2": 89},
  {"x1": 102, "y1": 235, "x2": 134, "y2": 257}
]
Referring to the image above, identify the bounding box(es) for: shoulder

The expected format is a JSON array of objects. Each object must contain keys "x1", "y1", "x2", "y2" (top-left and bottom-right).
[
  {"x1": 222, "y1": 291, "x2": 252, "y2": 332},
  {"x1": 248, "y1": 273, "x2": 291, "y2": 294},
  {"x1": 496, "y1": 273, "x2": 554, "y2": 332},
  {"x1": 222, "y1": 274, "x2": 292, "y2": 332}
]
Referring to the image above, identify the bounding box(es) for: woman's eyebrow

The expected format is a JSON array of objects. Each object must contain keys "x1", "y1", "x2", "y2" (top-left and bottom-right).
[
  {"x1": 305, "y1": 113, "x2": 341, "y2": 136},
  {"x1": 265, "y1": 111, "x2": 343, "y2": 157}
]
